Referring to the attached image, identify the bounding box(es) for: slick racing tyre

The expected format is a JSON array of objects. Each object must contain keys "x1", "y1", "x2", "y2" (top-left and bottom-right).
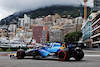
[
  {"x1": 74, "y1": 49, "x2": 84, "y2": 61},
  {"x1": 17, "y1": 49, "x2": 25, "y2": 59},
  {"x1": 57, "y1": 50, "x2": 70, "y2": 61}
]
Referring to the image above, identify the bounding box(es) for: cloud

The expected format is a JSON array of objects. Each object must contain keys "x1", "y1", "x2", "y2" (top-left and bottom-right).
[
  {"x1": 0, "y1": 0, "x2": 93, "y2": 20},
  {"x1": 0, "y1": 8, "x2": 14, "y2": 20}
]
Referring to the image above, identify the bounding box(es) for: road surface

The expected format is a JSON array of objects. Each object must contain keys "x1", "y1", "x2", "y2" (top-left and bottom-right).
[{"x1": 0, "y1": 50, "x2": 100, "y2": 67}]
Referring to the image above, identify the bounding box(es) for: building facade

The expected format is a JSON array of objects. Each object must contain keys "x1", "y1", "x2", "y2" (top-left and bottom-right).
[
  {"x1": 91, "y1": 11, "x2": 100, "y2": 47},
  {"x1": 8, "y1": 24, "x2": 17, "y2": 32},
  {"x1": 92, "y1": 0, "x2": 100, "y2": 11},
  {"x1": 82, "y1": 13, "x2": 96, "y2": 48},
  {"x1": 32, "y1": 26, "x2": 48, "y2": 44},
  {"x1": 18, "y1": 14, "x2": 33, "y2": 31},
  {"x1": 49, "y1": 29, "x2": 64, "y2": 42}
]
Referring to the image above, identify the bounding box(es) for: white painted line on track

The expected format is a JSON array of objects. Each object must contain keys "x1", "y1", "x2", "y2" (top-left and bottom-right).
[
  {"x1": 84, "y1": 51, "x2": 100, "y2": 52},
  {"x1": 85, "y1": 55, "x2": 100, "y2": 57}
]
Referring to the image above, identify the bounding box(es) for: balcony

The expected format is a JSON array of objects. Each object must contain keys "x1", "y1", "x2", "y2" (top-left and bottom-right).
[
  {"x1": 92, "y1": 25, "x2": 100, "y2": 32},
  {"x1": 92, "y1": 41, "x2": 100, "y2": 44},
  {"x1": 91, "y1": 33, "x2": 100, "y2": 39},
  {"x1": 92, "y1": 28, "x2": 100, "y2": 35},
  {"x1": 91, "y1": 18, "x2": 100, "y2": 27}
]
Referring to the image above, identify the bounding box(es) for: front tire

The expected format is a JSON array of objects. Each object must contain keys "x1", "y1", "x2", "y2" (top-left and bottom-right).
[
  {"x1": 17, "y1": 49, "x2": 25, "y2": 59},
  {"x1": 57, "y1": 50, "x2": 70, "y2": 61}
]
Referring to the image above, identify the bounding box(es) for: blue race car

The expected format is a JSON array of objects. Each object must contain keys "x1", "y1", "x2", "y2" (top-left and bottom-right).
[
  {"x1": 16, "y1": 43, "x2": 62, "y2": 59},
  {"x1": 13, "y1": 43, "x2": 84, "y2": 61}
]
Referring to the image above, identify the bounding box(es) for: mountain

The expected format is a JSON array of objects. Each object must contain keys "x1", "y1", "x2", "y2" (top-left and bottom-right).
[{"x1": 0, "y1": 5, "x2": 91, "y2": 25}]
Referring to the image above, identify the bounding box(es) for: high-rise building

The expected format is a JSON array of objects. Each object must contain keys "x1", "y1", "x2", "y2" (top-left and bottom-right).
[
  {"x1": 92, "y1": 0, "x2": 100, "y2": 11},
  {"x1": 8, "y1": 24, "x2": 17, "y2": 32},
  {"x1": 18, "y1": 14, "x2": 34, "y2": 31},
  {"x1": 18, "y1": 18, "x2": 24, "y2": 27}
]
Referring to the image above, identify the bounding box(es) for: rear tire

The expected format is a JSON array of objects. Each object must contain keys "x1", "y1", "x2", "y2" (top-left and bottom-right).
[
  {"x1": 17, "y1": 49, "x2": 25, "y2": 59},
  {"x1": 57, "y1": 50, "x2": 70, "y2": 61},
  {"x1": 74, "y1": 49, "x2": 84, "y2": 61}
]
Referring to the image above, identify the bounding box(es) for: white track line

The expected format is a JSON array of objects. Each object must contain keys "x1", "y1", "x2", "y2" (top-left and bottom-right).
[
  {"x1": 84, "y1": 51, "x2": 100, "y2": 52},
  {"x1": 85, "y1": 55, "x2": 100, "y2": 57}
]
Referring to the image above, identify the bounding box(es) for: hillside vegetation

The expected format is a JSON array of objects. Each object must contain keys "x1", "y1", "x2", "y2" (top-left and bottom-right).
[{"x1": 0, "y1": 5, "x2": 91, "y2": 25}]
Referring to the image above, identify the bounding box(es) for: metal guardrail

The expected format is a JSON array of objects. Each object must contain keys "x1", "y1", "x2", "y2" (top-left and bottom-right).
[{"x1": 0, "y1": 47, "x2": 28, "y2": 51}]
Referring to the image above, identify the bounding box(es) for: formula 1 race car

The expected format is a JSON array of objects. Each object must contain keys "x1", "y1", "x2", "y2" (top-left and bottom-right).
[
  {"x1": 11, "y1": 43, "x2": 84, "y2": 61},
  {"x1": 16, "y1": 43, "x2": 62, "y2": 59}
]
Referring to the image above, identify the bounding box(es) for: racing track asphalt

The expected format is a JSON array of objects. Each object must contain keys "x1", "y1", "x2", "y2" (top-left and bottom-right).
[{"x1": 0, "y1": 50, "x2": 100, "y2": 67}]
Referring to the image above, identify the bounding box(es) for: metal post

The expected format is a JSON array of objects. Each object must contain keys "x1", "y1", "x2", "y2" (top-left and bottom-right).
[
  {"x1": 77, "y1": 0, "x2": 82, "y2": 17},
  {"x1": 76, "y1": 17, "x2": 78, "y2": 31}
]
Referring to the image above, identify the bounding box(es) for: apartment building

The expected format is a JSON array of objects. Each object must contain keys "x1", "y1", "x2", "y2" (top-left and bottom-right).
[
  {"x1": 92, "y1": 0, "x2": 100, "y2": 11},
  {"x1": 18, "y1": 18, "x2": 24, "y2": 27},
  {"x1": 32, "y1": 25, "x2": 48, "y2": 44},
  {"x1": 82, "y1": 13, "x2": 96, "y2": 48},
  {"x1": 18, "y1": 14, "x2": 33, "y2": 31},
  {"x1": 91, "y1": 11, "x2": 100, "y2": 47},
  {"x1": 8, "y1": 24, "x2": 17, "y2": 32},
  {"x1": 49, "y1": 29, "x2": 64, "y2": 42}
]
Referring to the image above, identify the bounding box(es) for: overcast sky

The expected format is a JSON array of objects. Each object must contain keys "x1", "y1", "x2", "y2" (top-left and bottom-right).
[{"x1": 0, "y1": 0, "x2": 93, "y2": 20}]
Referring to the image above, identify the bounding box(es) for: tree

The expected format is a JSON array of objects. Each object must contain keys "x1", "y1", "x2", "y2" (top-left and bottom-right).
[{"x1": 64, "y1": 31, "x2": 82, "y2": 44}]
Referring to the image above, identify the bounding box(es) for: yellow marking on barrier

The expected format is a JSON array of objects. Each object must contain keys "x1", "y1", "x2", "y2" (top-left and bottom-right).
[{"x1": 0, "y1": 48, "x2": 3, "y2": 51}]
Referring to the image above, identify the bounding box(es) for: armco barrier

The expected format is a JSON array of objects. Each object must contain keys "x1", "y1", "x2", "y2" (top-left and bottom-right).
[
  {"x1": 6, "y1": 48, "x2": 12, "y2": 51},
  {"x1": 0, "y1": 48, "x2": 3, "y2": 51},
  {"x1": 0, "y1": 47, "x2": 28, "y2": 51}
]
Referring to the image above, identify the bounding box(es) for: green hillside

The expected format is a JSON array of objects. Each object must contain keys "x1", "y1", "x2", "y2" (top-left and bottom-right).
[{"x1": 0, "y1": 5, "x2": 91, "y2": 25}]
